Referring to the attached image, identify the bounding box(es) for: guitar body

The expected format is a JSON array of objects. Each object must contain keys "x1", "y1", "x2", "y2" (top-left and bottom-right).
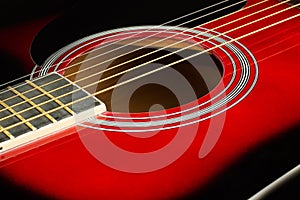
[{"x1": 0, "y1": 0, "x2": 299, "y2": 199}]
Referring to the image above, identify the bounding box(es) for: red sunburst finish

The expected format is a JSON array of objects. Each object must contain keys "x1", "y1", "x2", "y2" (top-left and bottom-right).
[{"x1": 0, "y1": 0, "x2": 299, "y2": 199}]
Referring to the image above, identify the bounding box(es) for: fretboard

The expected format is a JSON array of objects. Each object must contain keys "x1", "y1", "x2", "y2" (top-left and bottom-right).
[{"x1": 0, "y1": 73, "x2": 106, "y2": 153}]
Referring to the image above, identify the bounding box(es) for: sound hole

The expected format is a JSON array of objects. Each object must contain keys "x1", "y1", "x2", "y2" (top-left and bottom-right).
[{"x1": 65, "y1": 37, "x2": 223, "y2": 113}]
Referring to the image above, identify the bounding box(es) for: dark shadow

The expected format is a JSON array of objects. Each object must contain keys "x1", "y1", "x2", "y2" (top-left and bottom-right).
[
  {"x1": 179, "y1": 124, "x2": 300, "y2": 200},
  {"x1": 0, "y1": 172, "x2": 54, "y2": 199},
  {"x1": 0, "y1": 0, "x2": 77, "y2": 28},
  {"x1": 29, "y1": 0, "x2": 247, "y2": 65},
  {"x1": 0, "y1": 51, "x2": 28, "y2": 88}
]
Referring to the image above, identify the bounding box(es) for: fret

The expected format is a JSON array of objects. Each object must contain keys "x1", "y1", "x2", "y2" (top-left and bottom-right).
[
  {"x1": 25, "y1": 80, "x2": 74, "y2": 115},
  {"x1": 0, "y1": 99, "x2": 36, "y2": 131},
  {"x1": 0, "y1": 125, "x2": 14, "y2": 140},
  {"x1": 8, "y1": 86, "x2": 57, "y2": 123}
]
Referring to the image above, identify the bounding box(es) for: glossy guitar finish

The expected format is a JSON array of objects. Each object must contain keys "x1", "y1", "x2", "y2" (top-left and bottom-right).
[{"x1": 0, "y1": 0, "x2": 300, "y2": 199}]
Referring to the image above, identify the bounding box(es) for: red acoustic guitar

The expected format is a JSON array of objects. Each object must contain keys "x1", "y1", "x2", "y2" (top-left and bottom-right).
[{"x1": 0, "y1": 0, "x2": 299, "y2": 199}]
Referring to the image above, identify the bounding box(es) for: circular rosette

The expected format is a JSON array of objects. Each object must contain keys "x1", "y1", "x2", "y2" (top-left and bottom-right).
[{"x1": 36, "y1": 26, "x2": 258, "y2": 173}]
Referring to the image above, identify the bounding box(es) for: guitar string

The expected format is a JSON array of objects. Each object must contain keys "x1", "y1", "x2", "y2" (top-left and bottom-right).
[
  {"x1": 0, "y1": 0, "x2": 271, "y2": 116},
  {"x1": 90, "y1": 7, "x2": 300, "y2": 95},
  {"x1": 0, "y1": 4, "x2": 299, "y2": 134},
  {"x1": 0, "y1": 0, "x2": 296, "y2": 126},
  {"x1": 49, "y1": 0, "x2": 247, "y2": 76},
  {"x1": 60, "y1": 0, "x2": 287, "y2": 89},
  {"x1": 0, "y1": 0, "x2": 233, "y2": 89},
  {"x1": 0, "y1": 0, "x2": 292, "y2": 121},
  {"x1": 0, "y1": 0, "x2": 253, "y2": 119},
  {"x1": 0, "y1": 0, "x2": 248, "y2": 105},
  {"x1": 52, "y1": 0, "x2": 241, "y2": 74},
  {"x1": 57, "y1": 0, "x2": 266, "y2": 86},
  {"x1": 0, "y1": 0, "x2": 274, "y2": 124}
]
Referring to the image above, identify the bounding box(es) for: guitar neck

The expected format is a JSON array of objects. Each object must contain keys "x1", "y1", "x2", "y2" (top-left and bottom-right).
[{"x1": 0, "y1": 72, "x2": 106, "y2": 157}]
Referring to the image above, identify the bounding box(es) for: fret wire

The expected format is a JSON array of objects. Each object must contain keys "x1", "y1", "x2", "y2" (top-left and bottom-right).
[
  {"x1": 0, "y1": 99, "x2": 36, "y2": 131},
  {"x1": 0, "y1": 125, "x2": 15, "y2": 140},
  {"x1": 25, "y1": 80, "x2": 74, "y2": 115},
  {"x1": 7, "y1": 86, "x2": 57, "y2": 123}
]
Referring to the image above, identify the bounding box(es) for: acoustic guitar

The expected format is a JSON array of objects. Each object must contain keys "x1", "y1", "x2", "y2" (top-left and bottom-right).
[{"x1": 0, "y1": 0, "x2": 299, "y2": 199}]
